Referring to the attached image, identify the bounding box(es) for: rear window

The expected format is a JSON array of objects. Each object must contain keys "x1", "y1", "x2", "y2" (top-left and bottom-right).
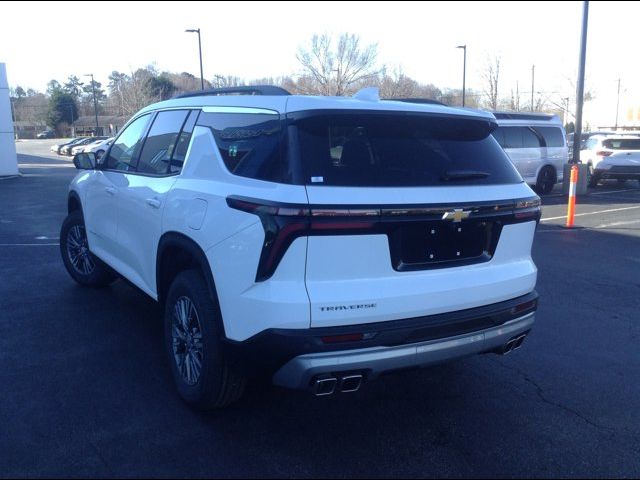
[
  {"x1": 535, "y1": 127, "x2": 565, "y2": 147},
  {"x1": 296, "y1": 113, "x2": 522, "y2": 187},
  {"x1": 602, "y1": 138, "x2": 640, "y2": 150}
]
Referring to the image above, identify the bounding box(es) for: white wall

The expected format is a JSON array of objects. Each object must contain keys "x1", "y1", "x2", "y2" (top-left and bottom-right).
[{"x1": 0, "y1": 63, "x2": 18, "y2": 176}]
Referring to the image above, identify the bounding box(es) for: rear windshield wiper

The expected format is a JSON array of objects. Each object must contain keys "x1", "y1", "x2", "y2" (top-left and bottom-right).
[{"x1": 441, "y1": 170, "x2": 490, "y2": 181}]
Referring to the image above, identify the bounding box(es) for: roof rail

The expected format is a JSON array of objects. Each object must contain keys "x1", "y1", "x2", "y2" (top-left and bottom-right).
[
  {"x1": 174, "y1": 85, "x2": 291, "y2": 99},
  {"x1": 492, "y1": 111, "x2": 557, "y2": 121},
  {"x1": 384, "y1": 98, "x2": 446, "y2": 106}
]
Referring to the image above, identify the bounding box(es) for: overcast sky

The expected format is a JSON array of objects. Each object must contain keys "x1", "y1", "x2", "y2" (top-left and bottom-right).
[{"x1": 0, "y1": 0, "x2": 636, "y2": 114}]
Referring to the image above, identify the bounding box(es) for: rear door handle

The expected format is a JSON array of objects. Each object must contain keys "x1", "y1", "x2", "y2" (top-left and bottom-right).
[
  {"x1": 146, "y1": 198, "x2": 161, "y2": 209},
  {"x1": 105, "y1": 186, "x2": 116, "y2": 195}
]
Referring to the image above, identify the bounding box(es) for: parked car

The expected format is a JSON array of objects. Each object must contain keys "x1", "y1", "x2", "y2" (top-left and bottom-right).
[
  {"x1": 61, "y1": 85, "x2": 540, "y2": 409},
  {"x1": 81, "y1": 137, "x2": 114, "y2": 159},
  {"x1": 61, "y1": 136, "x2": 107, "y2": 156},
  {"x1": 491, "y1": 112, "x2": 568, "y2": 194},
  {"x1": 51, "y1": 138, "x2": 82, "y2": 154},
  {"x1": 580, "y1": 135, "x2": 640, "y2": 186},
  {"x1": 36, "y1": 129, "x2": 55, "y2": 139}
]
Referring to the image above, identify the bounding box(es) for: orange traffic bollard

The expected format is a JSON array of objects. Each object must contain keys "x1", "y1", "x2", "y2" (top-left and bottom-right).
[{"x1": 566, "y1": 164, "x2": 579, "y2": 228}]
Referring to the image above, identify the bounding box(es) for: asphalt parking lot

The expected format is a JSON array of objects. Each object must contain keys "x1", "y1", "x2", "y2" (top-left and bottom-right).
[{"x1": 1, "y1": 140, "x2": 639, "y2": 478}]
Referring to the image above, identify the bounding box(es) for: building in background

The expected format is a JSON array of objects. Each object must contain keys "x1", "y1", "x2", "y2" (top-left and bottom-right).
[
  {"x1": 72, "y1": 115, "x2": 129, "y2": 137},
  {"x1": 0, "y1": 63, "x2": 18, "y2": 176}
]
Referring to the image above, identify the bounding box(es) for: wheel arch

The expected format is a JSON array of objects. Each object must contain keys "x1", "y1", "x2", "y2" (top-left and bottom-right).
[
  {"x1": 68, "y1": 191, "x2": 83, "y2": 214},
  {"x1": 156, "y1": 232, "x2": 219, "y2": 311}
]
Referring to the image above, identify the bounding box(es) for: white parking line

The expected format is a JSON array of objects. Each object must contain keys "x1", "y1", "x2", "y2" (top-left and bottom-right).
[
  {"x1": 541, "y1": 205, "x2": 640, "y2": 222},
  {"x1": 0, "y1": 243, "x2": 59, "y2": 246},
  {"x1": 593, "y1": 219, "x2": 640, "y2": 229}
]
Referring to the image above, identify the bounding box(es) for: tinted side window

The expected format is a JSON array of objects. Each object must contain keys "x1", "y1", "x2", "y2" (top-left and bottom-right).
[
  {"x1": 197, "y1": 111, "x2": 287, "y2": 183},
  {"x1": 170, "y1": 110, "x2": 199, "y2": 174},
  {"x1": 137, "y1": 110, "x2": 189, "y2": 175},
  {"x1": 535, "y1": 127, "x2": 565, "y2": 147},
  {"x1": 104, "y1": 114, "x2": 151, "y2": 171},
  {"x1": 522, "y1": 127, "x2": 542, "y2": 148},
  {"x1": 502, "y1": 127, "x2": 523, "y2": 149}
]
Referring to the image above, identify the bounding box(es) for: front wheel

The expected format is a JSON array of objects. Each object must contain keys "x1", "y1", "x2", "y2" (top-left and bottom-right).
[
  {"x1": 60, "y1": 210, "x2": 116, "y2": 287},
  {"x1": 164, "y1": 269, "x2": 246, "y2": 410},
  {"x1": 535, "y1": 166, "x2": 556, "y2": 195}
]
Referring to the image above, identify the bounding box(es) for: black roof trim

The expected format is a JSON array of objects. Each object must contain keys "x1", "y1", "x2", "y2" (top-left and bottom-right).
[
  {"x1": 174, "y1": 85, "x2": 291, "y2": 99},
  {"x1": 384, "y1": 98, "x2": 446, "y2": 106},
  {"x1": 492, "y1": 111, "x2": 556, "y2": 121}
]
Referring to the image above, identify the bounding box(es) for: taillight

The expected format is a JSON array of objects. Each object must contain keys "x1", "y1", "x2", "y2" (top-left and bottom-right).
[
  {"x1": 596, "y1": 151, "x2": 613, "y2": 157},
  {"x1": 514, "y1": 196, "x2": 541, "y2": 221},
  {"x1": 228, "y1": 195, "x2": 543, "y2": 281},
  {"x1": 227, "y1": 197, "x2": 380, "y2": 281}
]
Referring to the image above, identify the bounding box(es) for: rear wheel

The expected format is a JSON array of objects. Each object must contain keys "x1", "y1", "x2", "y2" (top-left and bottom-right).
[
  {"x1": 60, "y1": 210, "x2": 116, "y2": 287},
  {"x1": 164, "y1": 269, "x2": 246, "y2": 409},
  {"x1": 535, "y1": 166, "x2": 556, "y2": 195}
]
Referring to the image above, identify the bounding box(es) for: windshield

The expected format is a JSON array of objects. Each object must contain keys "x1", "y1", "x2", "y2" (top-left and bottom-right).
[{"x1": 294, "y1": 112, "x2": 522, "y2": 187}]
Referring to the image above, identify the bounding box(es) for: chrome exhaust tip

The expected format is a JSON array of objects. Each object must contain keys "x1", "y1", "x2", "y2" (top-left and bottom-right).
[
  {"x1": 339, "y1": 374, "x2": 363, "y2": 393},
  {"x1": 312, "y1": 376, "x2": 337, "y2": 396},
  {"x1": 512, "y1": 334, "x2": 527, "y2": 350}
]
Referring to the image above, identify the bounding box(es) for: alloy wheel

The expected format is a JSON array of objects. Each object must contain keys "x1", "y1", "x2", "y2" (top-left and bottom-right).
[
  {"x1": 171, "y1": 296, "x2": 204, "y2": 386},
  {"x1": 66, "y1": 224, "x2": 95, "y2": 275}
]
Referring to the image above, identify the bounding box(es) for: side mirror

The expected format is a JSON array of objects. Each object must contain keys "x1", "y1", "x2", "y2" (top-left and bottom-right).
[{"x1": 73, "y1": 152, "x2": 96, "y2": 170}]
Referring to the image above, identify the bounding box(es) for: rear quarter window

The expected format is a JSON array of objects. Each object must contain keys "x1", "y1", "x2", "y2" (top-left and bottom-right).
[{"x1": 197, "y1": 111, "x2": 290, "y2": 183}]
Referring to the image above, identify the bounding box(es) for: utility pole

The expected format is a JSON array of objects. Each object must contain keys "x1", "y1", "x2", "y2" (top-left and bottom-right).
[
  {"x1": 531, "y1": 65, "x2": 535, "y2": 111},
  {"x1": 564, "y1": 97, "x2": 570, "y2": 126},
  {"x1": 615, "y1": 78, "x2": 621, "y2": 130},
  {"x1": 84, "y1": 73, "x2": 99, "y2": 135},
  {"x1": 571, "y1": 1, "x2": 589, "y2": 164}
]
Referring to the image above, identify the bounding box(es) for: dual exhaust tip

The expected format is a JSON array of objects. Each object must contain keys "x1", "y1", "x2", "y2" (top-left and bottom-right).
[
  {"x1": 312, "y1": 374, "x2": 363, "y2": 396},
  {"x1": 498, "y1": 333, "x2": 528, "y2": 355}
]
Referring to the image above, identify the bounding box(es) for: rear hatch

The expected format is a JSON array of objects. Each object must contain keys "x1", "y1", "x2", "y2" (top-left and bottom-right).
[
  {"x1": 292, "y1": 109, "x2": 540, "y2": 328},
  {"x1": 600, "y1": 138, "x2": 640, "y2": 168}
]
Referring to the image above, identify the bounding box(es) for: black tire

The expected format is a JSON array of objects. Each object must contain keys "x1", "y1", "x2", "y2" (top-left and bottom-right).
[
  {"x1": 164, "y1": 269, "x2": 246, "y2": 410},
  {"x1": 60, "y1": 210, "x2": 117, "y2": 287},
  {"x1": 535, "y1": 166, "x2": 556, "y2": 195},
  {"x1": 588, "y1": 171, "x2": 600, "y2": 188}
]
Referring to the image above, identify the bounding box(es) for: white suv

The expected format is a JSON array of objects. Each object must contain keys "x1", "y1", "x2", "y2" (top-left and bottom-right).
[
  {"x1": 61, "y1": 86, "x2": 540, "y2": 409},
  {"x1": 580, "y1": 134, "x2": 640, "y2": 186}
]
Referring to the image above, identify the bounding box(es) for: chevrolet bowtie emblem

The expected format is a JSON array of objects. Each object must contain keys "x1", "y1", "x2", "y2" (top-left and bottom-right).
[{"x1": 442, "y1": 209, "x2": 471, "y2": 222}]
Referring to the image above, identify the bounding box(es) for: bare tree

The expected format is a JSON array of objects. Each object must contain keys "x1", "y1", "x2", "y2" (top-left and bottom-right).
[
  {"x1": 481, "y1": 55, "x2": 500, "y2": 110},
  {"x1": 297, "y1": 33, "x2": 380, "y2": 96},
  {"x1": 509, "y1": 81, "x2": 521, "y2": 111}
]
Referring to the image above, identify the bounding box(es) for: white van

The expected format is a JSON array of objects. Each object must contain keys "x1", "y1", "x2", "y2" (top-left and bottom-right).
[{"x1": 491, "y1": 113, "x2": 568, "y2": 194}]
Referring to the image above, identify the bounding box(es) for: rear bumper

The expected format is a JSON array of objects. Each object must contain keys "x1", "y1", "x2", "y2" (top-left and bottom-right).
[
  {"x1": 273, "y1": 312, "x2": 535, "y2": 390},
  {"x1": 222, "y1": 291, "x2": 538, "y2": 388},
  {"x1": 596, "y1": 165, "x2": 640, "y2": 180}
]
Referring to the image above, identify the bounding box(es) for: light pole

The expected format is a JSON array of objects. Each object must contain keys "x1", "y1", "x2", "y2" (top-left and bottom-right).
[
  {"x1": 456, "y1": 45, "x2": 466, "y2": 107},
  {"x1": 572, "y1": 1, "x2": 589, "y2": 164},
  {"x1": 531, "y1": 65, "x2": 535, "y2": 111},
  {"x1": 84, "y1": 73, "x2": 99, "y2": 135},
  {"x1": 185, "y1": 28, "x2": 204, "y2": 90},
  {"x1": 615, "y1": 78, "x2": 621, "y2": 130}
]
